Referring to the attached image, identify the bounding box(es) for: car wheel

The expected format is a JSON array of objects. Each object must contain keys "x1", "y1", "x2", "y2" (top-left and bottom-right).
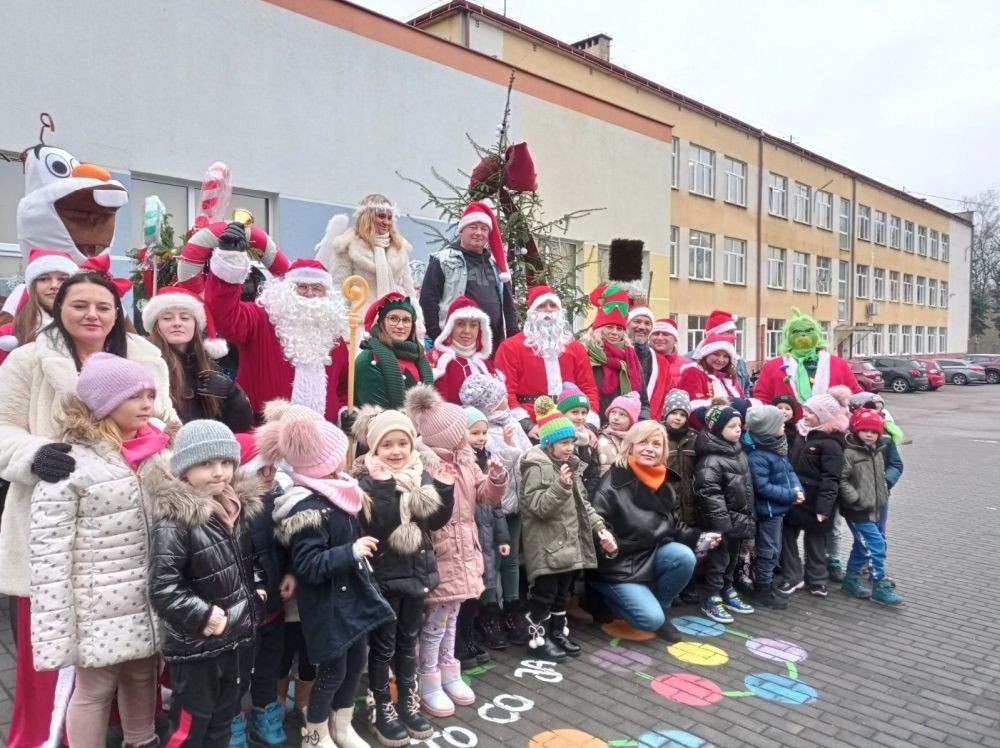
[
  {"x1": 890, "y1": 377, "x2": 911, "y2": 393},
  {"x1": 986, "y1": 370, "x2": 1000, "y2": 385},
  {"x1": 953, "y1": 373, "x2": 968, "y2": 386}
]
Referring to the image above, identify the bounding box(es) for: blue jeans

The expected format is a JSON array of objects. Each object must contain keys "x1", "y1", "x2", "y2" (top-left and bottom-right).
[
  {"x1": 754, "y1": 515, "x2": 783, "y2": 586},
  {"x1": 592, "y1": 542, "x2": 696, "y2": 631},
  {"x1": 845, "y1": 519, "x2": 887, "y2": 581},
  {"x1": 877, "y1": 498, "x2": 889, "y2": 538}
]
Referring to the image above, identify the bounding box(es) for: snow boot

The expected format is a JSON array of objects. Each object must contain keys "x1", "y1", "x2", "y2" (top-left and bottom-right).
[
  {"x1": 870, "y1": 578, "x2": 904, "y2": 606},
  {"x1": 502, "y1": 599, "x2": 531, "y2": 645},
  {"x1": 396, "y1": 680, "x2": 434, "y2": 740},
  {"x1": 475, "y1": 602, "x2": 508, "y2": 649},
  {"x1": 417, "y1": 670, "x2": 454, "y2": 718},
  {"x1": 841, "y1": 574, "x2": 872, "y2": 599},
  {"x1": 331, "y1": 707, "x2": 370, "y2": 748},
  {"x1": 301, "y1": 720, "x2": 337, "y2": 748},
  {"x1": 525, "y1": 612, "x2": 566, "y2": 661},
  {"x1": 440, "y1": 661, "x2": 475, "y2": 706},
  {"x1": 547, "y1": 612, "x2": 581, "y2": 657},
  {"x1": 249, "y1": 702, "x2": 287, "y2": 745}
]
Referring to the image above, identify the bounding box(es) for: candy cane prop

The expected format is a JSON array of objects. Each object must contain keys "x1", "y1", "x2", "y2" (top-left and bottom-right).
[
  {"x1": 176, "y1": 221, "x2": 290, "y2": 293},
  {"x1": 193, "y1": 162, "x2": 231, "y2": 230},
  {"x1": 343, "y1": 274, "x2": 370, "y2": 468}
]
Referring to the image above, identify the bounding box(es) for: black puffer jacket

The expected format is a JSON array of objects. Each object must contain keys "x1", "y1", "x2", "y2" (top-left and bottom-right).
[
  {"x1": 149, "y1": 473, "x2": 263, "y2": 662},
  {"x1": 667, "y1": 426, "x2": 698, "y2": 526},
  {"x1": 590, "y1": 464, "x2": 700, "y2": 584},
  {"x1": 356, "y1": 463, "x2": 455, "y2": 599},
  {"x1": 786, "y1": 428, "x2": 846, "y2": 531},
  {"x1": 248, "y1": 482, "x2": 290, "y2": 617},
  {"x1": 173, "y1": 352, "x2": 254, "y2": 433},
  {"x1": 693, "y1": 431, "x2": 755, "y2": 539}
]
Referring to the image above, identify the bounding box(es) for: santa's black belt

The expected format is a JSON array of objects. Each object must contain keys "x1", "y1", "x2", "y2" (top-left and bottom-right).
[{"x1": 516, "y1": 395, "x2": 544, "y2": 404}]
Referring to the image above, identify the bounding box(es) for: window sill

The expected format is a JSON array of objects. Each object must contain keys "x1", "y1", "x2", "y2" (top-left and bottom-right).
[
  {"x1": 766, "y1": 285, "x2": 786, "y2": 291},
  {"x1": 792, "y1": 287, "x2": 810, "y2": 293},
  {"x1": 817, "y1": 225, "x2": 834, "y2": 233},
  {"x1": 687, "y1": 276, "x2": 716, "y2": 284},
  {"x1": 793, "y1": 218, "x2": 812, "y2": 226},
  {"x1": 768, "y1": 212, "x2": 788, "y2": 220},
  {"x1": 724, "y1": 200, "x2": 747, "y2": 209},
  {"x1": 689, "y1": 191, "x2": 716, "y2": 201},
  {"x1": 723, "y1": 281, "x2": 747, "y2": 287}
]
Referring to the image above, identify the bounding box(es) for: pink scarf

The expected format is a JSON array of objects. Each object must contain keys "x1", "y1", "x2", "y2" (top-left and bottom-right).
[
  {"x1": 120, "y1": 424, "x2": 170, "y2": 470},
  {"x1": 294, "y1": 472, "x2": 364, "y2": 515}
]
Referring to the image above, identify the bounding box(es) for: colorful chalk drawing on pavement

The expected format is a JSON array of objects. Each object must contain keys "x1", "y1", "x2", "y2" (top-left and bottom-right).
[{"x1": 636, "y1": 728, "x2": 718, "y2": 747}]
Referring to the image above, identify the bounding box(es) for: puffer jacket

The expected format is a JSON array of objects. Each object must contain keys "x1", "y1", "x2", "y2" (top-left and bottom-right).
[
  {"x1": 882, "y1": 435, "x2": 903, "y2": 490},
  {"x1": 743, "y1": 436, "x2": 802, "y2": 519},
  {"x1": 356, "y1": 459, "x2": 454, "y2": 599},
  {"x1": 693, "y1": 431, "x2": 756, "y2": 539},
  {"x1": 149, "y1": 472, "x2": 263, "y2": 662},
  {"x1": 838, "y1": 434, "x2": 890, "y2": 523},
  {"x1": 173, "y1": 351, "x2": 254, "y2": 433},
  {"x1": 248, "y1": 481, "x2": 290, "y2": 618},
  {"x1": 29, "y1": 406, "x2": 168, "y2": 670},
  {"x1": 786, "y1": 428, "x2": 846, "y2": 531},
  {"x1": 472, "y1": 447, "x2": 511, "y2": 591},
  {"x1": 276, "y1": 486, "x2": 395, "y2": 663},
  {"x1": 667, "y1": 426, "x2": 698, "y2": 526},
  {"x1": 591, "y1": 464, "x2": 700, "y2": 584},
  {"x1": 520, "y1": 446, "x2": 605, "y2": 583}
]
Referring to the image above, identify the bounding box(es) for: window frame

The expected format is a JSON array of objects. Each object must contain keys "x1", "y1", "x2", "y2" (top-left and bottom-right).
[
  {"x1": 929, "y1": 229, "x2": 939, "y2": 260},
  {"x1": 873, "y1": 210, "x2": 886, "y2": 245},
  {"x1": 815, "y1": 256, "x2": 832, "y2": 295},
  {"x1": 857, "y1": 204, "x2": 871, "y2": 241},
  {"x1": 903, "y1": 221, "x2": 915, "y2": 253},
  {"x1": 767, "y1": 246, "x2": 787, "y2": 289},
  {"x1": 927, "y1": 278, "x2": 938, "y2": 308},
  {"x1": 686, "y1": 315, "x2": 707, "y2": 353},
  {"x1": 723, "y1": 156, "x2": 747, "y2": 207},
  {"x1": 902, "y1": 273, "x2": 913, "y2": 304},
  {"x1": 793, "y1": 182, "x2": 812, "y2": 224},
  {"x1": 838, "y1": 197, "x2": 851, "y2": 250},
  {"x1": 671, "y1": 137, "x2": 680, "y2": 189},
  {"x1": 669, "y1": 225, "x2": 679, "y2": 278},
  {"x1": 688, "y1": 143, "x2": 716, "y2": 198},
  {"x1": 815, "y1": 190, "x2": 833, "y2": 230},
  {"x1": 917, "y1": 225, "x2": 928, "y2": 256},
  {"x1": 942, "y1": 233, "x2": 950, "y2": 262},
  {"x1": 915, "y1": 275, "x2": 926, "y2": 306},
  {"x1": 722, "y1": 236, "x2": 747, "y2": 285},
  {"x1": 940, "y1": 281, "x2": 949, "y2": 308},
  {"x1": 687, "y1": 229, "x2": 715, "y2": 281},
  {"x1": 889, "y1": 215, "x2": 901, "y2": 249},
  {"x1": 792, "y1": 251, "x2": 810, "y2": 292},
  {"x1": 889, "y1": 270, "x2": 900, "y2": 302},
  {"x1": 765, "y1": 319, "x2": 785, "y2": 358},
  {"x1": 768, "y1": 173, "x2": 788, "y2": 218},
  {"x1": 872, "y1": 267, "x2": 885, "y2": 301}
]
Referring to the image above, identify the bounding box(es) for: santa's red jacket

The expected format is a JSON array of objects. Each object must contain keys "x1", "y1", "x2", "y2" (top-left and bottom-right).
[{"x1": 752, "y1": 350, "x2": 861, "y2": 405}]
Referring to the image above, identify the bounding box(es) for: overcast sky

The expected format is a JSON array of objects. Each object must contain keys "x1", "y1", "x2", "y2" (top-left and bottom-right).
[{"x1": 361, "y1": 0, "x2": 999, "y2": 213}]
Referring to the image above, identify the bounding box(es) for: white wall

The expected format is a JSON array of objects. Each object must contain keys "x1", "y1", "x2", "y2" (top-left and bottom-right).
[{"x1": 948, "y1": 219, "x2": 973, "y2": 353}]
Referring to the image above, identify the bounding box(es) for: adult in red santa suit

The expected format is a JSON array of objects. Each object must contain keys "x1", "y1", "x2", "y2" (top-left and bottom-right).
[
  {"x1": 494, "y1": 285, "x2": 600, "y2": 436},
  {"x1": 204, "y1": 222, "x2": 349, "y2": 425},
  {"x1": 627, "y1": 306, "x2": 674, "y2": 420},
  {"x1": 650, "y1": 317, "x2": 686, "y2": 381},
  {"x1": 676, "y1": 332, "x2": 746, "y2": 409},
  {"x1": 428, "y1": 295, "x2": 496, "y2": 404}
]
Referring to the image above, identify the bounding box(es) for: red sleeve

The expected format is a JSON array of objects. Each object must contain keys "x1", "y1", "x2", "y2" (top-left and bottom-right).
[
  {"x1": 204, "y1": 271, "x2": 262, "y2": 347},
  {"x1": 493, "y1": 339, "x2": 522, "y2": 414},
  {"x1": 752, "y1": 358, "x2": 781, "y2": 404},
  {"x1": 833, "y1": 356, "x2": 863, "y2": 394},
  {"x1": 570, "y1": 342, "x2": 600, "y2": 418},
  {"x1": 332, "y1": 340, "x2": 350, "y2": 416},
  {"x1": 676, "y1": 366, "x2": 709, "y2": 403}
]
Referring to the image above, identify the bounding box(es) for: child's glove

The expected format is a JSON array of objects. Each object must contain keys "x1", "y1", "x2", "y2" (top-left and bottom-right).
[{"x1": 31, "y1": 443, "x2": 75, "y2": 482}]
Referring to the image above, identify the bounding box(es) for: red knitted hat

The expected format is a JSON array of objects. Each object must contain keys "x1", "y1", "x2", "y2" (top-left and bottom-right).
[
  {"x1": 849, "y1": 407, "x2": 885, "y2": 436},
  {"x1": 457, "y1": 201, "x2": 509, "y2": 282},
  {"x1": 141, "y1": 286, "x2": 228, "y2": 359},
  {"x1": 527, "y1": 285, "x2": 561, "y2": 312}
]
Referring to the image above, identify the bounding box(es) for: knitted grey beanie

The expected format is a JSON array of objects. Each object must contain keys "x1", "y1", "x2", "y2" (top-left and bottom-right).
[
  {"x1": 171, "y1": 419, "x2": 241, "y2": 478},
  {"x1": 745, "y1": 405, "x2": 785, "y2": 437}
]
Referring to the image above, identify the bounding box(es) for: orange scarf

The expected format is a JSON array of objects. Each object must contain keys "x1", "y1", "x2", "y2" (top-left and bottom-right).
[{"x1": 628, "y1": 456, "x2": 667, "y2": 491}]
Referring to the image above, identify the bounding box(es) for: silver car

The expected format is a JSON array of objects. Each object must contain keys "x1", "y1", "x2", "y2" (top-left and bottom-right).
[{"x1": 933, "y1": 358, "x2": 987, "y2": 385}]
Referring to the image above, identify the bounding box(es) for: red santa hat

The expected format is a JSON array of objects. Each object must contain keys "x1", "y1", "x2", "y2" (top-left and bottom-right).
[
  {"x1": 235, "y1": 432, "x2": 271, "y2": 476},
  {"x1": 526, "y1": 285, "x2": 561, "y2": 312},
  {"x1": 590, "y1": 284, "x2": 631, "y2": 330},
  {"x1": 284, "y1": 258, "x2": 333, "y2": 290},
  {"x1": 434, "y1": 295, "x2": 492, "y2": 357},
  {"x1": 141, "y1": 286, "x2": 229, "y2": 359},
  {"x1": 652, "y1": 317, "x2": 679, "y2": 339},
  {"x1": 24, "y1": 248, "x2": 77, "y2": 287},
  {"x1": 705, "y1": 309, "x2": 737, "y2": 336},
  {"x1": 627, "y1": 306, "x2": 654, "y2": 325},
  {"x1": 694, "y1": 332, "x2": 736, "y2": 360},
  {"x1": 457, "y1": 201, "x2": 510, "y2": 283}
]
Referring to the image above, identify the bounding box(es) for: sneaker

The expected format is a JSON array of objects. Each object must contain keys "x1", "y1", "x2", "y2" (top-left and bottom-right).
[
  {"x1": 722, "y1": 588, "x2": 754, "y2": 614},
  {"x1": 809, "y1": 584, "x2": 828, "y2": 597},
  {"x1": 776, "y1": 580, "x2": 805, "y2": 596},
  {"x1": 249, "y1": 702, "x2": 287, "y2": 746},
  {"x1": 750, "y1": 583, "x2": 789, "y2": 610},
  {"x1": 841, "y1": 574, "x2": 872, "y2": 599},
  {"x1": 229, "y1": 713, "x2": 248, "y2": 748},
  {"x1": 827, "y1": 560, "x2": 846, "y2": 583},
  {"x1": 701, "y1": 595, "x2": 734, "y2": 624},
  {"x1": 870, "y1": 578, "x2": 905, "y2": 606}
]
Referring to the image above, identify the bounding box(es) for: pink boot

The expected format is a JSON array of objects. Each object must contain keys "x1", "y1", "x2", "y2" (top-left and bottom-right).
[
  {"x1": 418, "y1": 670, "x2": 454, "y2": 717},
  {"x1": 440, "y1": 661, "x2": 475, "y2": 706}
]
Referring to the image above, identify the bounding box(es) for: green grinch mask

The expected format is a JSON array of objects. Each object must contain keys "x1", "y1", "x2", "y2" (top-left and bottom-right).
[{"x1": 780, "y1": 308, "x2": 829, "y2": 399}]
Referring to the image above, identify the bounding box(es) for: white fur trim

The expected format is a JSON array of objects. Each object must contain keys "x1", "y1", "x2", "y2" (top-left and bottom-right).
[
  {"x1": 529, "y1": 292, "x2": 560, "y2": 312},
  {"x1": 291, "y1": 362, "x2": 328, "y2": 417},
  {"x1": 499, "y1": 270, "x2": 512, "y2": 283},
  {"x1": 0, "y1": 334, "x2": 19, "y2": 352},
  {"x1": 646, "y1": 352, "x2": 658, "y2": 399},
  {"x1": 25, "y1": 255, "x2": 77, "y2": 286},
  {"x1": 786, "y1": 351, "x2": 831, "y2": 400},
  {"x1": 203, "y1": 337, "x2": 229, "y2": 359},
  {"x1": 434, "y1": 305, "x2": 493, "y2": 356},
  {"x1": 285, "y1": 267, "x2": 333, "y2": 288},
  {"x1": 142, "y1": 293, "x2": 207, "y2": 333},
  {"x1": 210, "y1": 250, "x2": 251, "y2": 285},
  {"x1": 653, "y1": 319, "x2": 678, "y2": 337},
  {"x1": 458, "y1": 211, "x2": 492, "y2": 231},
  {"x1": 628, "y1": 306, "x2": 654, "y2": 323},
  {"x1": 706, "y1": 318, "x2": 737, "y2": 335},
  {"x1": 696, "y1": 339, "x2": 736, "y2": 359},
  {"x1": 240, "y1": 454, "x2": 269, "y2": 476},
  {"x1": 314, "y1": 213, "x2": 349, "y2": 270}
]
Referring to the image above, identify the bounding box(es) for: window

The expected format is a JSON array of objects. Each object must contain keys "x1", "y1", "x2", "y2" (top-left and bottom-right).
[
  {"x1": 669, "y1": 225, "x2": 679, "y2": 277},
  {"x1": 901, "y1": 325, "x2": 912, "y2": 355},
  {"x1": 927, "y1": 326, "x2": 936, "y2": 354},
  {"x1": 889, "y1": 216, "x2": 901, "y2": 249},
  {"x1": 671, "y1": 137, "x2": 680, "y2": 189},
  {"x1": 939, "y1": 328, "x2": 947, "y2": 353},
  {"x1": 792, "y1": 251, "x2": 810, "y2": 292},
  {"x1": 873, "y1": 210, "x2": 886, "y2": 245},
  {"x1": 688, "y1": 230, "x2": 715, "y2": 281},
  {"x1": 942, "y1": 233, "x2": 950, "y2": 262},
  {"x1": 940, "y1": 281, "x2": 949, "y2": 308},
  {"x1": 928, "y1": 278, "x2": 938, "y2": 307},
  {"x1": 724, "y1": 157, "x2": 747, "y2": 206},
  {"x1": 888, "y1": 324, "x2": 899, "y2": 355},
  {"x1": 768, "y1": 174, "x2": 788, "y2": 217},
  {"x1": 915, "y1": 276, "x2": 926, "y2": 305},
  {"x1": 873, "y1": 267, "x2": 885, "y2": 300},
  {"x1": 733, "y1": 318, "x2": 746, "y2": 357},
  {"x1": 723, "y1": 237, "x2": 746, "y2": 284},
  {"x1": 902, "y1": 274, "x2": 913, "y2": 303},
  {"x1": 819, "y1": 321, "x2": 832, "y2": 345},
  {"x1": 686, "y1": 315, "x2": 706, "y2": 353},
  {"x1": 766, "y1": 319, "x2": 785, "y2": 358},
  {"x1": 793, "y1": 182, "x2": 811, "y2": 223},
  {"x1": 815, "y1": 190, "x2": 833, "y2": 230},
  {"x1": 767, "y1": 247, "x2": 786, "y2": 289},
  {"x1": 688, "y1": 144, "x2": 715, "y2": 197},
  {"x1": 914, "y1": 325, "x2": 924, "y2": 355},
  {"x1": 857, "y1": 205, "x2": 871, "y2": 241},
  {"x1": 889, "y1": 270, "x2": 900, "y2": 302},
  {"x1": 815, "y1": 256, "x2": 832, "y2": 294},
  {"x1": 855, "y1": 264, "x2": 869, "y2": 298},
  {"x1": 838, "y1": 261, "x2": 849, "y2": 320},
  {"x1": 839, "y1": 198, "x2": 851, "y2": 250},
  {"x1": 917, "y1": 226, "x2": 928, "y2": 256},
  {"x1": 853, "y1": 331, "x2": 868, "y2": 357},
  {"x1": 929, "y1": 229, "x2": 939, "y2": 260},
  {"x1": 872, "y1": 324, "x2": 884, "y2": 355},
  {"x1": 903, "y1": 221, "x2": 915, "y2": 253}
]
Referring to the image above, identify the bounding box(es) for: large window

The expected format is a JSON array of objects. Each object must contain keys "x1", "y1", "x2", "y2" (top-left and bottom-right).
[
  {"x1": 838, "y1": 260, "x2": 849, "y2": 320},
  {"x1": 889, "y1": 216, "x2": 901, "y2": 249},
  {"x1": 815, "y1": 190, "x2": 833, "y2": 230},
  {"x1": 939, "y1": 328, "x2": 947, "y2": 353},
  {"x1": 815, "y1": 256, "x2": 832, "y2": 294},
  {"x1": 888, "y1": 324, "x2": 899, "y2": 355},
  {"x1": 872, "y1": 324, "x2": 884, "y2": 355},
  {"x1": 669, "y1": 225, "x2": 679, "y2": 277},
  {"x1": 793, "y1": 182, "x2": 811, "y2": 224},
  {"x1": 766, "y1": 319, "x2": 785, "y2": 358},
  {"x1": 688, "y1": 230, "x2": 715, "y2": 281},
  {"x1": 686, "y1": 315, "x2": 706, "y2": 353},
  {"x1": 903, "y1": 221, "x2": 915, "y2": 253},
  {"x1": 917, "y1": 226, "x2": 928, "y2": 256},
  {"x1": 889, "y1": 270, "x2": 900, "y2": 302},
  {"x1": 792, "y1": 251, "x2": 810, "y2": 292},
  {"x1": 928, "y1": 278, "x2": 938, "y2": 307},
  {"x1": 915, "y1": 276, "x2": 926, "y2": 305},
  {"x1": 723, "y1": 237, "x2": 746, "y2": 284},
  {"x1": 942, "y1": 233, "x2": 950, "y2": 262},
  {"x1": 940, "y1": 281, "x2": 949, "y2": 307},
  {"x1": 671, "y1": 137, "x2": 680, "y2": 189},
  {"x1": 873, "y1": 210, "x2": 886, "y2": 245},
  {"x1": 857, "y1": 205, "x2": 871, "y2": 241},
  {"x1": 689, "y1": 144, "x2": 715, "y2": 197},
  {"x1": 872, "y1": 267, "x2": 885, "y2": 300},
  {"x1": 852, "y1": 331, "x2": 868, "y2": 358},
  {"x1": 733, "y1": 318, "x2": 746, "y2": 357},
  {"x1": 914, "y1": 325, "x2": 924, "y2": 355},
  {"x1": 724, "y1": 157, "x2": 747, "y2": 206},
  {"x1": 768, "y1": 174, "x2": 788, "y2": 217},
  {"x1": 901, "y1": 325, "x2": 912, "y2": 355},
  {"x1": 839, "y1": 198, "x2": 851, "y2": 250},
  {"x1": 902, "y1": 273, "x2": 913, "y2": 304},
  {"x1": 927, "y1": 326, "x2": 936, "y2": 354},
  {"x1": 929, "y1": 229, "x2": 940, "y2": 260},
  {"x1": 855, "y1": 264, "x2": 869, "y2": 298},
  {"x1": 767, "y1": 246, "x2": 786, "y2": 289}
]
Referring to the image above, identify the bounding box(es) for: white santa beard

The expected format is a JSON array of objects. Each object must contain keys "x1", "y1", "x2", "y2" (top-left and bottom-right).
[{"x1": 523, "y1": 311, "x2": 572, "y2": 359}]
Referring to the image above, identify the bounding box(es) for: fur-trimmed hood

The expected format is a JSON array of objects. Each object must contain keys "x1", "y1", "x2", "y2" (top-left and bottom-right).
[
  {"x1": 273, "y1": 485, "x2": 318, "y2": 546},
  {"x1": 354, "y1": 458, "x2": 444, "y2": 555},
  {"x1": 151, "y1": 468, "x2": 263, "y2": 528}
]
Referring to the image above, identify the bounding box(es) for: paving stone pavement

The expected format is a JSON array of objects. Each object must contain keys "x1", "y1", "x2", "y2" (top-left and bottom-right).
[{"x1": 2, "y1": 385, "x2": 999, "y2": 747}]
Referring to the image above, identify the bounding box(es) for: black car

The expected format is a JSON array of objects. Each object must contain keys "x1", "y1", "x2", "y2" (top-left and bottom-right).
[{"x1": 864, "y1": 357, "x2": 929, "y2": 393}]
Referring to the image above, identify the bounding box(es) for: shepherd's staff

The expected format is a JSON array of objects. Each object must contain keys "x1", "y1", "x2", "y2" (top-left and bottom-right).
[{"x1": 342, "y1": 275, "x2": 370, "y2": 467}]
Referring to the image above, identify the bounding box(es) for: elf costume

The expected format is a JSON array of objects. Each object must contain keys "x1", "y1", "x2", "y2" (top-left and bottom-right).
[{"x1": 586, "y1": 285, "x2": 649, "y2": 423}]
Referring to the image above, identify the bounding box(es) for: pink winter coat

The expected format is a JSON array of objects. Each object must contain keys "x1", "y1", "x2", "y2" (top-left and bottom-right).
[{"x1": 426, "y1": 448, "x2": 505, "y2": 603}]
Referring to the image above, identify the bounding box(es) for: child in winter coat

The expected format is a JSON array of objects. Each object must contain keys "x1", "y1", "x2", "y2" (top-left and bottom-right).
[
  {"x1": 459, "y1": 373, "x2": 533, "y2": 646},
  {"x1": 771, "y1": 394, "x2": 801, "y2": 449},
  {"x1": 848, "y1": 394, "x2": 904, "y2": 537},
  {"x1": 261, "y1": 409, "x2": 393, "y2": 748},
  {"x1": 556, "y1": 382, "x2": 602, "y2": 496},
  {"x1": 661, "y1": 388, "x2": 699, "y2": 604},
  {"x1": 352, "y1": 405, "x2": 455, "y2": 745},
  {"x1": 694, "y1": 400, "x2": 757, "y2": 624},
  {"x1": 597, "y1": 391, "x2": 641, "y2": 475},
  {"x1": 150, "y1": 419, "x2": 263, "y2": 748},
  {"x1": 743, "y1": 405, "x2": 804, "y2": 611},
  {"x1": 405, "y1": 385, "x2": 507, "y2": 718},
  {"x1": 521, "y1": 397, "x2": 617, "y2": 660},
  {"x1": 780, "y1": 386, "x2": 851, "y2": 599},
  {"x1": 29, "y1": 354, "x2": 170, "y2": 748},
  {"x1": 838, "y1": 409, "x2": 904, "y2": 606}
]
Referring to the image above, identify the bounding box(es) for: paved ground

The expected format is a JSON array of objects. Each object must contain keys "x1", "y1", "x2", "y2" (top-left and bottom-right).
[{"x1": 2, "y1": 384, "x2": 1000, "y2": 747}]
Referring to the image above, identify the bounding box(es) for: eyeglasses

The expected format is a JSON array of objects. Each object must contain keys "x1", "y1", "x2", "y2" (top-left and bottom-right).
[{"x1": 384, "y1": 315, "x2": 413, "y2": 327}]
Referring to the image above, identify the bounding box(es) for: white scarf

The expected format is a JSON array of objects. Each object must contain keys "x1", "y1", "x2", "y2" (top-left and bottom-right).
[{"x1": 372, "y1": 234, "x2": 394, "y2": 299}]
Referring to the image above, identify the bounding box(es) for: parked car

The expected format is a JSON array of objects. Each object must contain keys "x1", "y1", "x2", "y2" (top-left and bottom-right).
[
  {"x1": 864, "y1": 357, "x2": 929, "y2": 393},
  {"x1": 848, "y1": 359, "x2": 884, "y2": 392},
  {"x1": 912, "y1": 358, "x2": 944, "y2": 390},
  {"x1": 965, "y1": 354, "x2": 1000, "y2": 384},
  {"x1": 933, "y1": 358, "x2": 987, "y2": 385}
]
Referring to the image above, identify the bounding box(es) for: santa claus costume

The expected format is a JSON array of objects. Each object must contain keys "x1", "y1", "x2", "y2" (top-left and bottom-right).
[
  {"x1": 429, "y1": 296, "x2": 497, "y2": 404},
  {"x1": 628, "y1": 307, "x2": 674, "y2": 420},
  {"x1": 493, "y1": 286, "x2": 599, "y2": 428},
  {"x1": 676, "y1": 332, "x2": 746, "y2": 409},
  {"x1": 205, "y1": 230, "x2": 349, "y2": 424}
]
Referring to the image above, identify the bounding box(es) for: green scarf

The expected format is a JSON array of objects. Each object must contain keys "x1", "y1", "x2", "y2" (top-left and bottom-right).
[
  {"x1": 587, "y1": 340, "x2": 631, "y2": 395},
  {"x1": 366, "y1": 336, "x2": 435, "y2": 408},
  {"x1": 789, "y1": 347, "x2": 818, "y2": 400}
]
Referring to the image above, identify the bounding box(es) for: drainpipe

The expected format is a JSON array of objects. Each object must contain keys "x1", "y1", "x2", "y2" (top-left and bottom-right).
[
  {"x1": 755, "y1": 133, "x2": 764, "y2": 363},
  {"x1": 848, "y1": 176, "x2": 857, "y2": 356}
]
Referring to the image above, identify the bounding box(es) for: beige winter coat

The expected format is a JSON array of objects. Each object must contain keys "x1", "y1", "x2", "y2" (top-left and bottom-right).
[{"x1": 0, "y1": 330, "x2": 176, "y2": 596}]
